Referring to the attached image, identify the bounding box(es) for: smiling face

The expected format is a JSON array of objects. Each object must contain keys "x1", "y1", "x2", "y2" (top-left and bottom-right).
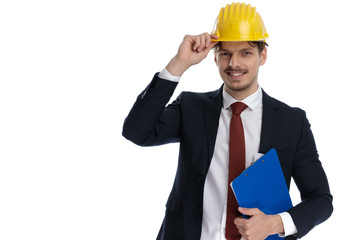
[{"x1": 214, "y1": 41, "x2": 267, "y2": 100}]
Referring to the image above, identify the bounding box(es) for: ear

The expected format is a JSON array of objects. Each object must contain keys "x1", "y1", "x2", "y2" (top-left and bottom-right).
[
  {"x1": 214, "y1": 52, "x2": 219, "y2": 66},
  {"x1": 259, "y1": 47, "x2": 267, "y2": 66}
]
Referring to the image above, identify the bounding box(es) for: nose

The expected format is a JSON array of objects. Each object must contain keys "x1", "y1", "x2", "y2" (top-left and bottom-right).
[{"x1": 229, "y1": 53, "x2": 241, "y2": 67}]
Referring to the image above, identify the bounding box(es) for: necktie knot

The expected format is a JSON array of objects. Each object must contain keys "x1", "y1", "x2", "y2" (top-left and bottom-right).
[{"x1": 230, "y1": 102, "x2": 248, "y2": 115}]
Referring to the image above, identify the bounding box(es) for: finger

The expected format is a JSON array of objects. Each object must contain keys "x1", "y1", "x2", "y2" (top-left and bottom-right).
[
  {"x1": 238, "y1": 207, "x2": 261, "y2": 216},
  {"x1": 202, "y1": 34, "x2": 218, "y2": 53},
  {"x1": 192, "y1": 35, "x2": 201, "y2": 51},
  {"x1": 208, "y1": 34, "x2": 219, "y2": 49},
  {"x1": 234, "y1": 216, "x2": 246, "y2": 226},
  {"x1": 198, "y1": 33, "x2": 206, "y2": 52},
  {"x1": 234, "y1": 217, "x2": 249, "y2": 235},
  {"x1": 210, "y1": 33, "x2": 219, "y2": 40},
  {"x1": 206, "y1": 33, "x2": 218, "y2": 47},
  {"x1": 236, "y1": 224, "x2": 245, "y2": 233},
  {"x1": 208, "y1": 40, "x2": 219, "y2": 49},
  {"x1": 205, "y1": 33, "x2": 212, "y2": 48}
]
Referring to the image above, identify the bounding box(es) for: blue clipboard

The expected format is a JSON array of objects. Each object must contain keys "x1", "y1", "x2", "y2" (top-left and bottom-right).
[{"x1": 230, "y1": 148, "x2": 293, "y2": 240}]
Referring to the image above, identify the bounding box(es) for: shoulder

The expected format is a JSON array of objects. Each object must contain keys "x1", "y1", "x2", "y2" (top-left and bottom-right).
[
  {"x1": 174, "y1": 86, "x2": 223, "y2": 107},
  {"x1": 262, "y1": 89, "x2": 305, "y2": 116},
  {"x1": 262, "y1": 89, "x2": 310, "y2": 131}
]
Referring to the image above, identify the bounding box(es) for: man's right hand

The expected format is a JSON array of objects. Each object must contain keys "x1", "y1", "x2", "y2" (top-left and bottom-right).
[{"x1": 166, "y1": 33, "x2": 219, "y2": 77}]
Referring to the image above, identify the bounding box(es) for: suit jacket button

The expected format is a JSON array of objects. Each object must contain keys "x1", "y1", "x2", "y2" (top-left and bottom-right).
[{"x1": 198, "y1": 207, "x2": 202, "y2": 213}]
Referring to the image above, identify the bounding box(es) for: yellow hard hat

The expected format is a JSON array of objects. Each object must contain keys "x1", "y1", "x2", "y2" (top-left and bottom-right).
[{"x1": 211, "y1": 2, "x2": 269, "y2": 41}]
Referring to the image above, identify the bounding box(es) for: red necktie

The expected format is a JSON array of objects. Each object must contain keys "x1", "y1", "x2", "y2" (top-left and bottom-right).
[{"x1": 225, "y1": 102, "x2": 248, "y2": 240}]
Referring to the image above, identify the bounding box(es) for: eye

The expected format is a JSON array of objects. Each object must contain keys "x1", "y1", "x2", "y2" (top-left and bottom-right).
[
  {"x1": 219, "y1": 52, "x2": 229, "y2": 57},
  {"x1": 242, "y1": 51, "x2": 252, "y2": 56},
  {"x1": 217, "y1": 52, "x2": 231, "y2": 59}
]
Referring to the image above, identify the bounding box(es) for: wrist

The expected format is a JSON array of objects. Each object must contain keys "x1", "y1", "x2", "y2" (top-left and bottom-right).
[
  {"x1": 166, "y1": 56, "x2": 191, "y2": 77},
  {"x1": 271, "y1": 214, "x2": 285, "y2": 235}
]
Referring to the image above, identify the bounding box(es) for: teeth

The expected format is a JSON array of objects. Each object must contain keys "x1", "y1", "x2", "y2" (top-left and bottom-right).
[{"x1": 230, "y1": 72, "x2": 244, "y2": 76}]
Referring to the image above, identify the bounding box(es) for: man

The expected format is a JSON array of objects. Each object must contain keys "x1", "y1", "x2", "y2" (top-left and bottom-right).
[{"x1": 123, "y1": 2, "x2": 333, "y2": 240}]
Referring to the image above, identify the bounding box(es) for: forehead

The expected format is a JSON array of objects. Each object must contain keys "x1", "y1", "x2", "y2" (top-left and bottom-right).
[{"x1": 219, "y1": 41, "x2": 257, "y2": 52}]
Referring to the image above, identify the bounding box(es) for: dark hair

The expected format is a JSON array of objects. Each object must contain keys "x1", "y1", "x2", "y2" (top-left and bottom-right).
[{"x1": 213, "y1": 41, "x2": 268, "y2": 55}]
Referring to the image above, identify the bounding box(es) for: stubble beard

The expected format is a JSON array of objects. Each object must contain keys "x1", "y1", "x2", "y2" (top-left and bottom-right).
[{"x1": 224, "y1": 75, "x2": 258, "y2": 95}]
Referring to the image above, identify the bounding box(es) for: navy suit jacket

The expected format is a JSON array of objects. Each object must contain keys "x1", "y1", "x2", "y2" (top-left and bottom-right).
[{"x1": 123, "y1": 73, "x2": 333, "y2": 240}]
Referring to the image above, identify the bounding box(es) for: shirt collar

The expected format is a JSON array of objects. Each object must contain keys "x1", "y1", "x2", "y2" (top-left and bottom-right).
[{"x1": 222, "y1": 85, "x2": 263, "y2": 111}]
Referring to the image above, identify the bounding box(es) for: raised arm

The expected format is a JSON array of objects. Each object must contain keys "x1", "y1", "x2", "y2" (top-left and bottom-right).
[
  {"x1": 123, "y1": 33, "x2": 218, "y2": 146},
  {"x1": 166, "y1": 33, "x2": 218, "y2": 76}
]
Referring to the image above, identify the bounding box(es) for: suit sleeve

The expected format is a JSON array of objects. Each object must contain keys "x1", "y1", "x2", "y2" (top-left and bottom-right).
[
  {"x1": 287, "y1": 110, "x2": 333, "y2": 239},
  {"x1": 122, "y1": 73, "x2": 182, "y2": 146}
]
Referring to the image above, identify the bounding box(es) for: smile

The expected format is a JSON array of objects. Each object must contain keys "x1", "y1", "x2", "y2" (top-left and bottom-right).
[
  {"x1": 226, "y1": 71, "x2": 248, "y2": 78},
  {"x1": 229, "y1": 72, "x2": 244, "y2": 76}
]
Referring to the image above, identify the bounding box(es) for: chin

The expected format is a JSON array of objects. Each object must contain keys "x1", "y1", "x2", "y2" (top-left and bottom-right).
[
  {"x1": 225, "y1": 78, "x2": 259, "y2": 94},
  {"x1": 225, "y1": 82, "x2": 250, "y2": 92}
]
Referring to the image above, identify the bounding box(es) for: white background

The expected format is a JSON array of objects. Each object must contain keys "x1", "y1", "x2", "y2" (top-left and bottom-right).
[{"x1": 0, "y1": 0, "x2": 359, "y2": 239}]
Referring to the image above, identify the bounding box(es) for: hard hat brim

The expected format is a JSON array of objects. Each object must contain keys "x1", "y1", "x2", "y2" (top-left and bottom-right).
[{"x1": 211, "y1": 36, "x2": 268, "y2": 42}]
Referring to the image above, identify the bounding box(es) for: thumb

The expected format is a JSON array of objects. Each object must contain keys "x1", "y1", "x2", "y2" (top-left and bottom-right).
[
  {"x1": 202, "y1": 41, "x2": 218, "y2": 56},
  {"x1": 208, "y1": 34, "x2": 219, "y2": 49},
  {"x1": 202, "y1": 40, "x2": 219, "y2": 57},
  {"x1": 238, "y1": 207, "x2": 261, "y2": 216},
  {"x1": 208, "y1": 40, "x2": 219, "y2": 49}
]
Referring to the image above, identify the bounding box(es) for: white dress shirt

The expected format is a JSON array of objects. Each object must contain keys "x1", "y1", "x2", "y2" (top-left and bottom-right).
[{"x1": 158, "y1": 68, "x2": 297, "y2": 239}]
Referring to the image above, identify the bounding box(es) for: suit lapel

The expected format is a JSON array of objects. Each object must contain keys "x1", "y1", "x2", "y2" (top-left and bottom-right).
[
  {"x1": 202, "y1": 88, "x2": 283, "y2": 165},
  {"x1": 204, "y1": 85, "x2": 223, "y2": 167},
  {"x1": 259, "y1": 90, "x2": 280, "y2": 154}
]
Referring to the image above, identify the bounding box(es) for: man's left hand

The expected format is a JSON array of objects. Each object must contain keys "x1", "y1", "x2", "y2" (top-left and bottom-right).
[{"x1": 234, "y1": 207, "x2": 285, "y2": 240}]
